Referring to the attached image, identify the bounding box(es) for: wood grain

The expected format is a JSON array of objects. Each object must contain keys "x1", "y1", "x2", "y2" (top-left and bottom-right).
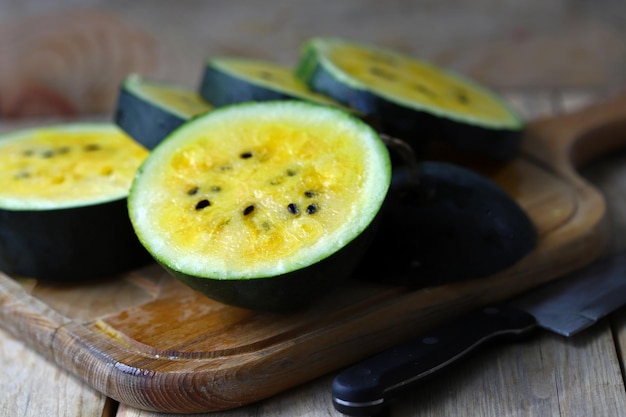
[
  {"x1": 0, "y1": 326, "x2": 110, "y2": 417},
  {"x1": 382, "y1": 323, "x2": 626, "y2": 417},
  {"x1": 2, "y1": 90, "x2": 626, "y2": 414},
  {"x1": 0, "y1": 11, "x2": 161, "y2": 118}
]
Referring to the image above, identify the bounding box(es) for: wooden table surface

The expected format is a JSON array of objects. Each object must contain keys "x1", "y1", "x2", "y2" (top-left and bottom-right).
[{"x1": 2, "y1": 90, "x2": 626, "y2": 417}]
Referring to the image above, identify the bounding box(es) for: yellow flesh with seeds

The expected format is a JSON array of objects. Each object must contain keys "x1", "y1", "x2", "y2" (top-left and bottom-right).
[
  {"x1": 131, "y1": 103, "x2": 389, "y2": 278},
  {"x1": 132, "y1": 80, "x2": 212, "y2": 118},
  {"x1": 321, "y1": 40, "x2": 519, "y2": 126},
  {"x1": 0, "y1": 125, "x2": 149, "y2": 210}
]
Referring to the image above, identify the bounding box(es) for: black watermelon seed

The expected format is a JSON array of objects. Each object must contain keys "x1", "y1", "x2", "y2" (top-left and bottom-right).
[
  {"x1": 258, "y1": 71, "x2": 274, "y2": 81},
  {"x1": 100, "y1": 167, "x2": 114, "y2": 176},
  {"x1": 195, "y1": 199, "x2": 211, "y2": 210},
  {"x1": 286, "y1": 169, "x2": 297, "y2": 177},
  {"x1": 304, "y1": 190, "x2": 316, "y2": 198},
  {"x1": 243, "y1": 205, "x2": 255, "y2": 216},
  {"x1": 370, "y1": 66, "x2": 396, "y2": 81},
  {"x1": 84, "y1": 144, "x2": 101, "y2": 151},
  {"x1": 187, "y1": 186, "x2": 199, "y2": 195},
  {"x1": 306, "y1": 204, "x2": 318, "y2": 215},
  {"x1": 240, "y1": 151, "x2": 253, "y2": 159},
  {"x1": 287, "y1": 203, "x2": 299, "y2": 215},
  {"x1": 456, "y1": 91, "x2": 469, "y2": 104},
  {"x1": 414, "y1": 84, "x2": 437, "y2": 98}
]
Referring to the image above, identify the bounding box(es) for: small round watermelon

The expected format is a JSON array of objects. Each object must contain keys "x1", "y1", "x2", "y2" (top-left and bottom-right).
[{"x1": 128, "y1": 101, "x2": 391, "y2": 311}]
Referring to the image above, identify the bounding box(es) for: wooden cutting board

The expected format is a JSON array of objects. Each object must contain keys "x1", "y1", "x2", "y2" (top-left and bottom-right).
[{"x1": 1, "y1": 92, "x2": 626, "y2": 414}]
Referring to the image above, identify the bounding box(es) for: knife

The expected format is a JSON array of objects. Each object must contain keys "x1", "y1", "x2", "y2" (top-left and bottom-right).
[{"x1": 331, "y1": 251, "x2": 626, "y2": 416}]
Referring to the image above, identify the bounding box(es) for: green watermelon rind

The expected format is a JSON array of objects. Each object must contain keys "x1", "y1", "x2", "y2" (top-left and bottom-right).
[{"x1": 115, "y1": 74, "x2": 212, "y2": 150}]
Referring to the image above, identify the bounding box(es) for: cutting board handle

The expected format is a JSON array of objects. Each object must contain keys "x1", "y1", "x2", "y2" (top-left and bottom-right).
[{"x1": 524, "y1": 90, "x2": 626, "y2": 170}]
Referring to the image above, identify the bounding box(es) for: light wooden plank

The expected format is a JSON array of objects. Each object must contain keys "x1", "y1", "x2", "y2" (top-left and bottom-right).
[
  {"x1": 613, "y1": 309, "x2": 626, "y2": 385},
  {"x1": 387, "y1": 324, "x2": 626, "y2": 417},
  {"x1": 116, "y1": 376, "x2": 341, "y2": 417},
  {"x1": 0, "y1": 326, "x2": 110, "y2": 417}
]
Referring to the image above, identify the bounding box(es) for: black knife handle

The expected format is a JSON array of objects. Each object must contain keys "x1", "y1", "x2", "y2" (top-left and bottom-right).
[{"x1": 331, "y1": 305, "x2": 538, "y2": 416}]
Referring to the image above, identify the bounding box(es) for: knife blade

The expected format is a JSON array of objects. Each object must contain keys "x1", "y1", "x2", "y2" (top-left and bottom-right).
[{"x1": 332, "y1": 251, "x2": 626, "y2": 416}]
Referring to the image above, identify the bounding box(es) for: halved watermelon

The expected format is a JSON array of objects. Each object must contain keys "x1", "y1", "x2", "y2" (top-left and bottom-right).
[
  {"x1": 0, "y1": 123, "x2": 151, "y2": 281},
  {"x1": 296, "y1": 37, "x2": 524, "y2": 159},
  {"x1": 128, "y1": 101, "x2": 391, "y2": 311}
]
